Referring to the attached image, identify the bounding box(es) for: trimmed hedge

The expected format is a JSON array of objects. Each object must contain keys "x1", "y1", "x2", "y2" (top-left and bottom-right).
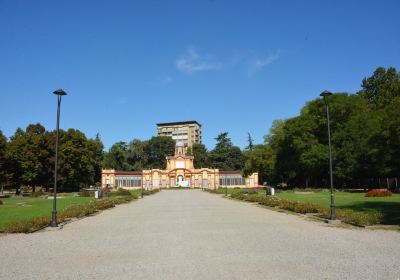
[{"x1": 229, "y1": 191, "x2": 383, "y2": 226}]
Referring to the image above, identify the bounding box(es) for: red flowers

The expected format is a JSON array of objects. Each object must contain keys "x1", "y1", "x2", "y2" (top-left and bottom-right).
[{"x1": 365, "y1": 189, "x2": 393, "y2": 197}]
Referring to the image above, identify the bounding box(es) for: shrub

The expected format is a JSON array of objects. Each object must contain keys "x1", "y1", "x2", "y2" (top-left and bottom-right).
[
  {"x1": 318, "y1": 208, "x2": 383, "y2": 226},
  {"x1": 365, "y1": 189, "x2": 393, "y2": 197},
  {"x1": 79, "y1": 191, "x2": 94, "y2": 197},
  {"x1": 106, "y1": 188, "x2": 134, "y2": 197},
  {"x1": 225, "y1": 190, "x2": 382, "y2": 226},
  {"x1": 31, "y1": 189, "x2": 46, "y2": 197},
  {"x1": 0, "y1": 199, "x2": 3, "y2": 205},
  {"x1": 5, "y1": 216, "x2": 51, "y2": 233}
]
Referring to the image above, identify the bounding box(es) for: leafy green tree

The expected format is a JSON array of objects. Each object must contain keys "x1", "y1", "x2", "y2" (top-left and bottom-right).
[
  {"x1": 209, "y1": 132, "x2": 244, "y2": 170},
  {"x1": 145, "y1": 136, "x2": 175, "y2": 169},
  {"x1": 57, "y1": 129, "x2": 100, "y2": 191},
  {"x1": 359, "y1": 67, "x2": 400, "y2": 108},
  {"x1": 7, "y1": 124, "x2": 51, "y2": 193},
  {"x1": 245, "y1": 133, "x2": 254, "y2": 151},
  {"x1": 192, "y1": 143, "x2": 209, "y2": 168},
  {"x1": 88, "y1": 133, "x2": 104, "y2": 183},
  {"x1": 126, "y1": 139, "x2": 148, "y2": 171},
  {"x1": 103, "y1": 141, "x2": 130, "y2": 170},
  {"x1": 0, "y1": 130, "x2": 9, "y2": 188}
]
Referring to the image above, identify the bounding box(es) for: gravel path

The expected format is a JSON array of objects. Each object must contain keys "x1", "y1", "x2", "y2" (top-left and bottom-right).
[{"x1": 0, "y1": 190, "x2": 399, "y2": 280}]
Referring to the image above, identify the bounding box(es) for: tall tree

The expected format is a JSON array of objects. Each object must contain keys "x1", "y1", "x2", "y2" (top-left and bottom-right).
[
  {"x1": 359, "y1": 67, "x2": 400, "y2": 108},
  {"x1": 126, "y1": 139, "x2": 148, "y2": 171},
  {"x1": 209, "y1": 132, "x2": 244, "y2": 170},
  {"x1": 145, "y1": 136, "x2": 175, "y2": 169},
  {"x1": 245, "y1": 132, "x2": 254, "y2": 151},
  {"x1": 57, "y1": 129, "x2": 100, "y2": 191},
  {"x1": 192, "y1": 143, "x2": 209, "y2": 168},
  {"x1": 7, "y1": 124, "x2": 51, "y2": 193},
  {"x1": 103, "y1": 141, "x2": 130, "y2": 170},
  {"x1": 0, "y1": 130, "x2": 9, "y2": 188}
]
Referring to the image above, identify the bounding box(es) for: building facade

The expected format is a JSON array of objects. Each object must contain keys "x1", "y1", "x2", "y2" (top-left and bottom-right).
[
  {"x1": 101, "y1": 142, "x2": 258, "y2": 190},
  {"x1": 157, "y1": 121, "x2": 202, "y2": 147}
]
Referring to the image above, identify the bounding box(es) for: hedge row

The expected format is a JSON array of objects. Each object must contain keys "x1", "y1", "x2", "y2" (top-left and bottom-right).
[{"x1": 228, "y1": 192, "x2": 383, "y2": 226}]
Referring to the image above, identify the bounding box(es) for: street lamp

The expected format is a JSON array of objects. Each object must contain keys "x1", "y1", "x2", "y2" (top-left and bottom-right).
[
  {"x1": 224, "y1": 175, "x2": 228, "y2": 197},
  {"x1": 320, "y1": 90, "x2": 336, "y2": 220},
  {"x1": 51, "y1": 89, "x2": 67, "y2": 227}
]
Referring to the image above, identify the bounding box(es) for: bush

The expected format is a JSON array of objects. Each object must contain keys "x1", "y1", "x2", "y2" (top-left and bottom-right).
[
  {"x1": 106, "y1": 188, "x2": 134, "y2": 197},
  {"x1": 30, "y1": 189, "x2": 46, "y2": 197},
  {"x1": 365, "y1": 189, "x2": 393, "y2": 197},
  {"x1": 5, "y1": 216, "x2": 51, "y2": 233},
  {"x1": 0, "y1": 199, "x2": 3, "y2": 205},
  {"x1": 79, "y1": 191, "x2": 94, "y2": 197},
  {"x1": 225, "y1": 190, "x2": 383, "y2": 226}
]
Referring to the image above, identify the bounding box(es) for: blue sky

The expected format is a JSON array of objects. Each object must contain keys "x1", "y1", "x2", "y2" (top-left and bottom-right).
[{"x1": 1, "y1": 0, "x2": 399, "y2": 150}]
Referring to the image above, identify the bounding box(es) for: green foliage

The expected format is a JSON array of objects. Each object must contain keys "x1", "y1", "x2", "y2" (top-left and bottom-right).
[
  {"x1": 192, "y1": 143, "x2": 209, "y2": 168},
  {"x1": 228, "y1": 190, "x2": 384, "y2": 226},
  {"x1": 209, "y1": 132, "x2": 244, "y2": 170},
  {"x1": 145, "y1": 136, "x2": 175, "y2": 169},
  {"x1": 244, "y1": 67, "x2": 400, "y2": 188},
  {"x1": 103, "y1": 136, "x2": 175, "y2": 171},
  {"x1": 359, "y1": 67, "x2": 400, "y2": 108},
  {"x1": 0, "y1": 130, "x2": 8, "y2": 186},
  {"x1": 3, "y1": 124, "x2": 104, "y2": 193}
]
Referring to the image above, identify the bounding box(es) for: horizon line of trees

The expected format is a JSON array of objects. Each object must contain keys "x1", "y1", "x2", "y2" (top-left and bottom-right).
[
  {"x1": 243, "y1": 66, "x2": 400, "y2": 190},
  {"x1": 0, "y1": 66, "x2": 398, "y2": 192},
  {"x1": 0, "y1": 125, "x2": 246, "y2": 193}
]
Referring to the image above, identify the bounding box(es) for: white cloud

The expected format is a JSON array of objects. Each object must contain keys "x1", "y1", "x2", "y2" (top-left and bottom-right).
[
  {"x1": 175, "y1": 47, "x2": 222, "y2": 74},
  {"x1": 248, "y1": 51, "x2": 282, "y2": 76}
]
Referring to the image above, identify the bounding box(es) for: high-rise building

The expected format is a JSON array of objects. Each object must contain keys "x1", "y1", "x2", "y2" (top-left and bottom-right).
[{"x1": 156, "y1": 121, "x2": 202, "y2": 147}]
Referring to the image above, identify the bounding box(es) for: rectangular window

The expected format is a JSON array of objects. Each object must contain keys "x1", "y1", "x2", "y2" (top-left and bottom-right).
[
  {"x1": 195, "y1": 179, "x2": 198, "y2": 188},
  {"x1": 162, "y1": 179, "x2": 166, "y2": 188},
  {"x1": 202, "y1": 179, "x2": 208, "y2": 188},
  {"x1": 170, "y1": 178, "x2": 175, "y2": 187},
  {"x1": 153, "y1": 179, "x2": 159, "y2": 188}
]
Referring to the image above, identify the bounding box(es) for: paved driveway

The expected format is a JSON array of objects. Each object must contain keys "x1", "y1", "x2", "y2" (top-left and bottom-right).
[{"x1": 1, "y1": 190, "x2": 399, "y2": 279}]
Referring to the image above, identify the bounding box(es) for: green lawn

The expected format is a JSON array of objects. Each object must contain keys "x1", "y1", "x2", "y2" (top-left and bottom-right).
[
  {"x1": 0, "y1": 195, "x2": 94, "y2": 230},
  {"x1": 274, "y1": 190, "x2": 400, "y2": 225}
]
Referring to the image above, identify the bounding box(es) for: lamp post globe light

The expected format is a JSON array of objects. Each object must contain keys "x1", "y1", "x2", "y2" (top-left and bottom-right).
[
  {"x1": 320, "y1": 90, "x2": 336, "y2": 220},
  {"x1": 51, "y1": 89, "x2": 67, "y2": 227}
]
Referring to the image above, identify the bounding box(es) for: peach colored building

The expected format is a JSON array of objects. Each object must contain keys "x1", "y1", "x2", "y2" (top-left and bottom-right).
[{"x1": 101, "y1": 142, "x2": 258, "y2": 190}]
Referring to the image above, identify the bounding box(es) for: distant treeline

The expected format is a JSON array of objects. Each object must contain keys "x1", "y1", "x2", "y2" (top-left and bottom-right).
[
  {"x1": 243, "y1": 67, "x2": 400, "y2": 190},
  {"x1": 0, "y1": 126, "x2": 245, "y2": 193},
  {"x1": 0, "y1": 66, "x2": 398, "y2": 192}
]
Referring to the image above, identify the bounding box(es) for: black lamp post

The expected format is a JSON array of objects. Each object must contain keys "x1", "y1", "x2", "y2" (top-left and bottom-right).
[
  {"x1": 224, "y1": 175, "x2": 228, "y2": 197},
  {"x1": 51, "y1": 89, "x2": 67, "y2": 227},
  {"x1": 141, "y1": 177, "x2": 144, "y2": 198},
  {"x1": 320, "y1": 90, "x2": 336, "y2": 220}
]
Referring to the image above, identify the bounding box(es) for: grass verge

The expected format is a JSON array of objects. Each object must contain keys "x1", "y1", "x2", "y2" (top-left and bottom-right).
[{"x1": 0, "y1": 188, "x2": 158, "y2": 233}]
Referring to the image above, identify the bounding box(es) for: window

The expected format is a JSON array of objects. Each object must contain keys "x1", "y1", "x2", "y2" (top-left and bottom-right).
[
  {"x1": 115, "y1": 176, "x2": 142, "y2": 188},
  {"x1": 220, "y1": 175, "x2": 246, "y2": 186},
  {"x1": 195, "y1": 179, "x2": 199, "y2": 188},
  {"x1": 202, "y1": 179, "x2": 208, "y2": 188}
]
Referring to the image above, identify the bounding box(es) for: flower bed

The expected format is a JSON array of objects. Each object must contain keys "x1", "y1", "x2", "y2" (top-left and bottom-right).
[{"x1": 365, "y1": 189, "x2": 393, "y2": 197}]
